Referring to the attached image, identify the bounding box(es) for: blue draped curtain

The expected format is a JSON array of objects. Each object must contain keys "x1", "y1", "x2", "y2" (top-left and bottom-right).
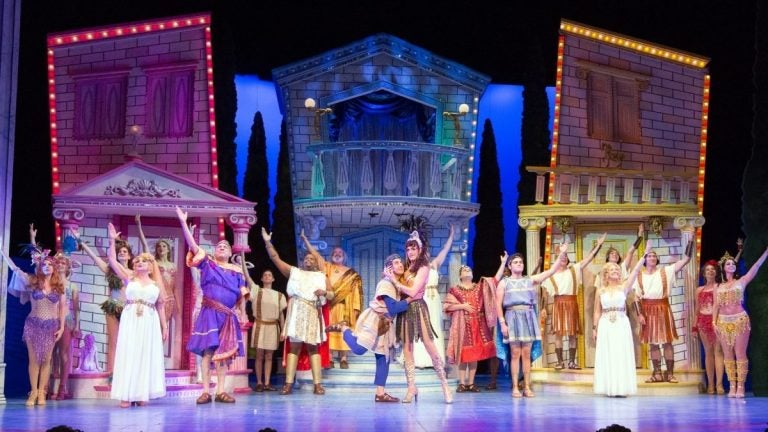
[{"x1": 329, "y1": 90, "x2": 435, "y2": 142}]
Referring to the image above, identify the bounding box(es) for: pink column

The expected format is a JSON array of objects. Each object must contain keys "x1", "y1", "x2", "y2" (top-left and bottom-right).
[{"x1": 227, "y1": 214, "x2": 257, "y2": 253}]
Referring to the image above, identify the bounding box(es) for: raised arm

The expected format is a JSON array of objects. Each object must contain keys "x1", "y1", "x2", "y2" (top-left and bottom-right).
[
  {"x1": 175, "y1": 207, "x2": 200, "y2": 254},
  {"x1": 623, "y1": 223, "x2": 644, "y2": 271},
  {"x1": 135, "y1": 214, "x2": 150, "y2": 254},
  {"x1": 531, "y1": 242, "x2": 569, "y2": 285},
  {"x1": 494, "y1": 251, "x2": 509, "y2": 281},
  {"x1": 740, "y1": 245, "x2": 768, "y2": 287},
  {"x1": 0, "y1": 248, "x2": 30, "y2": 285},
  {"x1": 430, "y1": 224, "x2": 455, "y2": 269},
  {"x1": 734, "y1": 238, "x2": 744, "y2": 263},
  {"x1": 578, "y1": 233, "x2": 607, "y2": 268},
  {"x1": 239, "y1": 251, "x2": 256, "y2": 286},
  {"x1": 29, "y1": 223, "x2": 37, "y2": 245},
  {"x1": 623, "y1": 249, "x2": 651, "y2": 294},
  {"x1": 531, "y1": 256, "x2": 544, "y2": 276},
  {"x1": 106, "y1": 223, "x2": 133, "y2": 282},
  {"x1": 672, "y1": 239, "x2": 694, "y2": 274},
  {"x1": 70, "y1": 228, "x2": 110, "y2": 274},
  {"x1": 299, "y1": 229, "x2": 327, "y2": 271},
  {"x1": 262, "y1": 228, "x2": 292, "y2": 278}
]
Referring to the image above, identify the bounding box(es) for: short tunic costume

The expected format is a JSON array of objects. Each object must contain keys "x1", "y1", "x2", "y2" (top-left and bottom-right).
[
  {"x1": 634, "y1": 265, "x2": 678, "y2": 344},
  {"x1": 249, "y1": 284, "x2": 287, "y2": 350},
  {"x1": 542, "y1": 264, "x2": 583, "y2": 336},
  {"x1": 500, "y1": 276, "x2": 541, "y2": 343},
  {"x1": 186, "y1": 250, "x2": 246, "y2": 362},
  {"x1": 283, "y1": 266, "x2": 327, "y2": 345},
  {"x1": 412, "y1": 268, "x2": 446, "y2": 367},
  {"x1": 444, "y1": 278, "x2": 497, "y2": 364}
]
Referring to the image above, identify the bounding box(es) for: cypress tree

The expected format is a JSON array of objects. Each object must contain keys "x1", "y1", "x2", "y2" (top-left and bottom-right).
[
  {"x1": 472, "y1": 119, "x2": 506, "y2": 279},
  {"x1": 270, "y1": 120, "x2": 297, "y2": 291},
  {"x1": 516, "y1": 28, "x2": 551, "y2": 257},
  {"x1": 743, "y1": 0, "x2": 768, "y2": 396},
  {"x1": 242, "y1": 111, "x2": 272, "y2": 276}
]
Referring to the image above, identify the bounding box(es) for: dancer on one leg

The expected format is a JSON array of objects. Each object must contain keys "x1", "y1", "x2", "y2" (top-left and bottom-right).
[
  {"x1": 2, "y1": 245, "x2": 65, "y2": 407},
  {"x1": 635, "y1": 241, "x2": 693, "y2": 383},
  {"x1": 106, "y1": 223, "x2": 168, "y2": 408},
  {"x1": 496, "y1": 243, "x2": 568, "y2": 398},
  {"x1": 443, "y1": 256, "x2": 505, "y2": 393},
  {"x1": 693, "y1": 260, "x2": 724, "y2": 394},
  {"x1": 714, "y1": 245, "x2": 768, "y2": 398},
  {"x1": 176, "y1": 208, "x2": 248, "y2": 404},
  {"x1": 388, "y1": 231, "x2": 453, "y2": 404},
  {"x1": 262, "y1": 228, "x2": 330, "y2": 395},
  {"x1": 327, "y1": 254, "x2": 411, "y2": 402}
]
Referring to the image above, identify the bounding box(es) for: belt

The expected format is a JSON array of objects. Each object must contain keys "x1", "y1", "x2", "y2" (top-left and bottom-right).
[
  {"x1": 256, "y1": 319, "x2": 279, "y2": 325},
  {"x1": 125, "y1": 299, "x2": 156, "y2": 309},
  {"x1": 505, "y1": 305, "x2": 533, "y2": 311},
  {"x1": 602, "y1": 307, "x2": 625, "y2": 313}
]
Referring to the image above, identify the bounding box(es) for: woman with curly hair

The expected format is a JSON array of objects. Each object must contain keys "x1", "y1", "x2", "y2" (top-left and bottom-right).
[
  {"x1": 693, "y1": 260, "x2": 724, "y2": 394},
  {"x1": 2, "y1": 246, "x2": 66, "y2": 406}
]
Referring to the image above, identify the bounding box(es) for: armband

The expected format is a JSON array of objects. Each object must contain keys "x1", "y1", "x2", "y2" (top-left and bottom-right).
[
  {"x1": 684, "y1": 240, "x2": 694, "y2": 258},
  {"x1": 633, "y1": 236, "x2": 642, "y2": 249}
]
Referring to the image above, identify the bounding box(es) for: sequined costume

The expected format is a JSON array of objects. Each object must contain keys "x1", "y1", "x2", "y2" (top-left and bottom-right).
[
  {"x1": 695, "y1": 289, "x2": 717, "y2": 342},
  {"x1": 10, "y1": 273, "x2": 62, "y2": 365},
  {"x1": 396, "y1": 271, "x2": 437, "y2": 344},
  {"x1": 715, "y1": 282, "x2": 750, "y2": 347}
]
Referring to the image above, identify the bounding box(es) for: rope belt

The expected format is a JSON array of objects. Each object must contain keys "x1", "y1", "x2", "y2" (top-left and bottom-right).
[{"x1": 256, "y1": 319, "x2": 279, "y2": 325}]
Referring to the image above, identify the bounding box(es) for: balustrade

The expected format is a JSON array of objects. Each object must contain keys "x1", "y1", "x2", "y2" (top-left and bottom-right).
[
  {"x1": 306, "y1": 141, "x2": 471, "y2": 201},
  {"x1": 527, "y1": 165, "x2": 697, "y2": 206}
]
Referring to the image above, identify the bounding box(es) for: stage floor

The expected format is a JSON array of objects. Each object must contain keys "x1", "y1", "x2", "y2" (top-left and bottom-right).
[{"x1": 1, "y1": 386, "x2": 767, "y2": 432}]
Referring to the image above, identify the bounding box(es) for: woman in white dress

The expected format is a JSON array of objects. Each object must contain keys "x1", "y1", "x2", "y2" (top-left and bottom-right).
[
  {"x1": 412, "y1": 225, "x2": 454, "y2": 368},
  {"x1": 592, "y1": 249, "x2": 649, "y2": 397},
  {"x1": 107, "y1": 223, "x2": 168, "y2": 407}
]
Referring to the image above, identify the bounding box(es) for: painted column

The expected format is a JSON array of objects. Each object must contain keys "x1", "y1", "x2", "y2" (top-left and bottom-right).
[
  {"x1": 0, "y1": 0, "x2": 21, "y2": 406},
  {"x1": 227, "y1": 214, "x2": 257, "y2": 253},
  {"x1": 518, "y1": 217, "x2": 547, "y2": 276},
  {"x1": 53, "y1": 208, "x2": 85, "y2": 254},
  {"x1": 674, "y1": 216, "x2": 705, "y2": 371}
]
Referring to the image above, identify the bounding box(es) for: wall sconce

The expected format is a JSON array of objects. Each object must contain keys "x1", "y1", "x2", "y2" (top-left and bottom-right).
[
  {"x1": 125, "y1": 124, "x2": 143, "y2": 160},
  {"x1": 442, "y1": 103, "x2": 470, "y2": 145},
  {"x1": 305, "y1": 98, "x2": 333, "y2": 139}
]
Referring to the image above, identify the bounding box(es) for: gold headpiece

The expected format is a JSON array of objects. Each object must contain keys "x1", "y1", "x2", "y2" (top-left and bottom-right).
[{"x1": 718, "y1": 251, "x2": 735, "y2": 268}]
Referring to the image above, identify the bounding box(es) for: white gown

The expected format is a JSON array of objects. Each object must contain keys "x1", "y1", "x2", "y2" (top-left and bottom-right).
[
  {"x1": 412, "y1": 268, "x2": 445, "y2": 368},
  {"x1": 593, "y1": 289, "x2": 637, "y2": 397},
  {"x1": 111, "y1": 281, "x2": 166, "y2": 402}
]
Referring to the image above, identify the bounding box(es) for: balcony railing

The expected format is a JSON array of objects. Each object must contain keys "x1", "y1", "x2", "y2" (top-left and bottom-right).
[
  {"x1": 305, "y1": 141, "x2": 472, "y2": 201},
  {"x1": 527, "y1": 165, "x2": 698, "y2": 206}
]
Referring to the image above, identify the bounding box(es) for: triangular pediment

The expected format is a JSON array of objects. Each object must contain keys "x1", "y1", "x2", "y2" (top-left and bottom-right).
[
  {"x1": 272, "y1": 33, "x2": 491, "y2": 92},
  {"x1": 53, "y1": 160, "x2": 254, "y2": 218}
]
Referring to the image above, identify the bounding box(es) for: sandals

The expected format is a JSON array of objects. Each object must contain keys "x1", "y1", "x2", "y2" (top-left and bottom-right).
[
  {"x1": 253, "y1": 383, "x2": 265, "y2": 392},
  {"x1": 523, "y1": 388, "x2": 535, "y2": 398},
  {"x1": 568, "y1": 361, "x2": 582, "y2": 370},
  {"x1": 196, "y1": 393, "x2": 212, "y2": 404},
  {"x1": 466, "y1": 384, "x2": 481, "y2": 393},
  {"x1": 645, "y1": 370, "x2": 664, "y2": 383},
  {"x1": 486, "y1": 382, "x2": 497, "y2": 390},
  {"x1": 340, "y1": 359, "x2": 349, "y2": 369},
  {"x1": 512, "y1": 389, "x2": 523, "y2": 398},
  {"x1": 456, "y1": 384, "x2": 468, "y2": 393},
  {"x1": 214, "y1": 392, "x2": 236, "y2": 403},
  {"x1": 119, "y1": 401, "x2": 131, "y2": 408},
  {"x1": 375, "y1": 393, "x2": 400, "y2": 403},
  {"x1": 280, "y1": 383, "x2": 293, "y2": 395},
  {"x1": 264, "y1": 385, "x2": 277, "y2": 392},
  {"x1": 325, "y1": 321, "x2": 349, "y2": 333},
  {"x1": 554, "y1": 361, "x2": 565, "y2": 370},
  {"x1": 313, "y1": 384, "x2": 326, "y2": 395},
  {"x1": 665, "y1": 373, "x2": 679, "y2": 383}
]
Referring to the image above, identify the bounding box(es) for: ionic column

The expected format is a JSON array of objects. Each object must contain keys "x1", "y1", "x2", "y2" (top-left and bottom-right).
[
  {"x1": 673, "y1": 215, "x2": 706, "y2": 371},
  {"x1": 518, "y1": 217, "x2": 547, "y2": 278},
  {"x1": 227, "y1": 214, "x2": 257, "y2": 253},
  {"x1": 52, "y1": 208, "x2": 85, "y2": 254}
]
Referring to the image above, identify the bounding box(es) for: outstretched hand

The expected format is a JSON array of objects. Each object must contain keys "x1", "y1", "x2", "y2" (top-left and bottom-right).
[
  {"x1": 500, "y1": 250, "x2": 509, "y2": 264},
  {"x1": 261, "y1": 227, "x2": 272, "y2": 242},
  {"x1": 107, "y1": 223, "x2": 120, "y2": 240},
  {"x1": 175, "y1": 206, "x2": 187, "y2": 222}
]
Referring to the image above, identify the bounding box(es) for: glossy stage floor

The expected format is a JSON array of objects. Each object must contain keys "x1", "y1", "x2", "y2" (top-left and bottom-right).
[{"x1": 1, "y1": 379, "x2": 767, "y2": 432}]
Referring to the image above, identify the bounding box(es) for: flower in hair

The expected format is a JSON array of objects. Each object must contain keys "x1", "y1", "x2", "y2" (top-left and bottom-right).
[
  {"x1": 408, "y1": 231, "x2": 422, "y2": 248},
  {"x1": 30, "y1": 248, "x2": 53, "y2": 267}
]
